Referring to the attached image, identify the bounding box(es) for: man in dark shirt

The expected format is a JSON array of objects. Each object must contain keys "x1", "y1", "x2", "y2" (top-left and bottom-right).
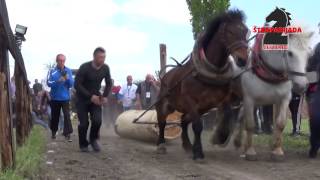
[
  {"x1": 75, "y1": 47, "x2": 112, "y2": 152},
  {"x1": 33, "y1": 79, "x2": 43, "y2": 96}
]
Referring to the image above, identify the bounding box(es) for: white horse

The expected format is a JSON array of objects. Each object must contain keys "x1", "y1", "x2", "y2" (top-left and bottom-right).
[{"x1": 235, "y1": 28, "x2": 314, "y2": 161}]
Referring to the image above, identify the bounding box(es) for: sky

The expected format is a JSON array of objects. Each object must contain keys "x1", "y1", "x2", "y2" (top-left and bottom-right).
[{"x1": 5, "y1": 0, "x2": 320, "y2": 87}]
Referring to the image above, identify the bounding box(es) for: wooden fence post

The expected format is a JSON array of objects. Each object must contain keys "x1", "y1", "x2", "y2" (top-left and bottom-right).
[
  {"x1": 15, "y1": 61, "x2": 32, "y2": 146},
  {"x1": 15, "y1": 63, "x2": 27, "y2": 146},
  {"x1": 0, "y1": 44, "x2": 15, "y2": 170},
  {"x1": 159, "y1": 44, "x2": 167, "y2": 78}
]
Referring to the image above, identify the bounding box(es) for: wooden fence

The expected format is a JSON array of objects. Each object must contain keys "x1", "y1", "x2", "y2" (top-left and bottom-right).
[{"x1": 0, "y1": 0, "x2": 32, "y2": 170}]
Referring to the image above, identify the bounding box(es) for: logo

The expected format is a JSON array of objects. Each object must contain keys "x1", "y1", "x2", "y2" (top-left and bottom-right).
[{"x1": 252, "y1": 7, "x2": 302, "y2": 50}]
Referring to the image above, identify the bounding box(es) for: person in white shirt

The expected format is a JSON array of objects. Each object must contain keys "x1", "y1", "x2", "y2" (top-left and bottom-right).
[{"x1": 119, "y1": 75, "x2": 137, "y2": 111}]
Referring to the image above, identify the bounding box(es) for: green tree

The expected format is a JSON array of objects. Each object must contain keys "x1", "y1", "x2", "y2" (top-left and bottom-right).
[{"x1": 186, "y1": 0, "x2": 230, "y2": 39}]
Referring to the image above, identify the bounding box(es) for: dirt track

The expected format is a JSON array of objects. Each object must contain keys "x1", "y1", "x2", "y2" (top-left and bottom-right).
[{"x1": 40, "y1": 122, "x2": 320, "y2": 180}]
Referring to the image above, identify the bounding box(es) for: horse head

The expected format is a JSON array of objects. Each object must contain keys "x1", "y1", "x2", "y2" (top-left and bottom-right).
[
  {"x1": 286, "y1": 27, "x2": 314, "y2": 94},
  {"x1": 201, "y1": 9, "x2": 250, "y2": 64}
]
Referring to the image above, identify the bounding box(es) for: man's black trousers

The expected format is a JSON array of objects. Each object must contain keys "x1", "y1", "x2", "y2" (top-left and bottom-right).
[
  {"x1": 50, "y1": 100, "x2": 73, "y2": 136},
  {"x1": 76, "y1": 101, "x2": 102, "y2": 148}
]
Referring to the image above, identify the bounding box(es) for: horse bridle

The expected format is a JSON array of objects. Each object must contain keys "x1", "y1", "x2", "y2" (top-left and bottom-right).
[
  {"x1": 282, "y1": 51, "x2": 307, "y2": 79},
  {"x1": 219, "y1": 23, "x2": 249, "y2": 54}
]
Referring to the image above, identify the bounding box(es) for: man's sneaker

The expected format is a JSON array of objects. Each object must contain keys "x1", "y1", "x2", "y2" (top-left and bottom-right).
[
  {"x1": 290, "y1": 132, "x2": 300, "y2": 137},
  {"x1": 90, "y1": 141, "x2": 101, "y2": 152},
  {"x1": 65, "y1": 135, "x2": 72, "y2": 142},
  {"x1": 80, "y1": 146, "x2": 89, "y2": 152},
  {"x1": 51, "y1": 132, "x2": 56, "y2": 139}
]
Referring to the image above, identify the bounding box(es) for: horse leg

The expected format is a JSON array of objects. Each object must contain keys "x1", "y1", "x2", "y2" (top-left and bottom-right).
[
  {"x1": 191, "y1": 113, "x2": 204, "y2": 161},
  {"x1": 211, "y1": 105, "x2": 234, "y2": 146},
  {"x1": 181, "y1": 114, "x2": 192, "y2": 152},
  {"x1": 271, "y1": 101, "x2": 289, "y2": 161},
  {"x1": 155, "y1": 100, "x2": 171, "y2": 154},
  {"x1": 234, "y1": 106, "x2": 245, "y2": 149},
  {"x1": 243, "y1": 99, "x2": 257, "y2": 161}
]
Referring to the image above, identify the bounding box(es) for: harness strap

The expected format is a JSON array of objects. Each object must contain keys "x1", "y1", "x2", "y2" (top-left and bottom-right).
[{"x1": 251, "y1": 34, "x2": 289, "y2": 83}]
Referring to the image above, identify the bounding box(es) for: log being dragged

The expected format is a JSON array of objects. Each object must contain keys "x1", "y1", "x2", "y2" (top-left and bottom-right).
[{"x1": 115, "y1": 110, "x2": 182, "y2": 142}]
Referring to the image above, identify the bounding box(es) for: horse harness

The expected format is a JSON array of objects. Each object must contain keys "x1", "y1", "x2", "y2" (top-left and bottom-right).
[
  {"x1": 252, "y1": 33, "x2": 306, "y2": 84},
  {"x1": 191, "y1": 37, "x2": 235, "y2": 86}
]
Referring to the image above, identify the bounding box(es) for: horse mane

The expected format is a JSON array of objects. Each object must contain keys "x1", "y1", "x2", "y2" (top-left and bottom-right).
[
  {"x1": 288, "y1": 24, "x2": 314, "y2": 50},
  {"x1": 201, "y1": 9, "x2": 246, "y2": 50}
]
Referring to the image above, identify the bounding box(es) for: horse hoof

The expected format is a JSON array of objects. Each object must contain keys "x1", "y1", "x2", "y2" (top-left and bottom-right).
[
  {"x1": 182, "y1": 144, "x2": 192, "y2": 152},
  {"x1": 271, "y1": 153, "x2": 285, "y2": 162},
  {"x1": 194, "y1": 158, "x2": 206, "y2": 164},
  {"x1": 156, "y1": 144, "x2": 167, "y2": 154},
  {"x1": 211, "y1": 136, "x2": 219, "y2": 145},
  {"x1": 245, "y1": 154, "x2": 258, "y2": 161},
  {"x1": 193, "y1": 153, "x2": 205, "y2": 161},
  {"x1": 233, "y1": 138, "x2": 242, "y2": 149}
]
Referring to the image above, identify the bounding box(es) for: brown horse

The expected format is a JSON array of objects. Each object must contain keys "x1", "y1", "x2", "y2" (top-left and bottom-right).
[{"x1": 155, "y1": 9, "x2": 249, "y2": 161}]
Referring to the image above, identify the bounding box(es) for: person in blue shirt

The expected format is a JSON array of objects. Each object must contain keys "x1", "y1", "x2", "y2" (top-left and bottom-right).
[{"x1": 47, "y1": 54, "x2": 74, "y2": 142}]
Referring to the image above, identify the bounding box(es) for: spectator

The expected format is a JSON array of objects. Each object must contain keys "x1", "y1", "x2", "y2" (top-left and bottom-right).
[
  {"x1": 31, "y1": 91, "x2": 48, "y2": 129},
  {"x1": 308, "y1": 64, "x2": 320, "y2": 158},
  {"x1": 307, "y1": 43, "x2": 320, "y2": 158},
  {"x1": 119, "y1": 75, "x2": 137, "y2": 111},
  {"x1": 33, "y1": 79, "x2": 43, "y2": 96},
  {"x1": 10, "y1": 76, "x2": 16, "y2": 127},
  {"x1": 135, "y1": 74, "x2": 160, "y2": 110},
  {"x1": 39, "y1": 90, "x2": 51, "y2": 127},
  {"x1": 261, "y1": 105, "x2": 273, "y2": 134},
  {"x1": 103, "y1": 79, "x2": 122, "y2": 128},
  {"x1": 289, "y1": 92, "x2": 302, "y2": 136},
  {"x1": 47, "y1": 54, "x2": 74, "y2": 142}
]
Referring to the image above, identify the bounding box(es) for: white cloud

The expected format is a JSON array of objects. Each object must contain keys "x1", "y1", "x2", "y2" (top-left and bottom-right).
[
  {"x1": 111, "y1": 63, "x2": 156, "y2": 83},
  {"x1": 6, "y1": 0, "x2": 150, "y2": 83},
  {"x1": 5, "y1": 0, "x2": 194, "y2": 86},
  {"x1": 120, "y1": 0, "x2": 191, "y2": 25}
]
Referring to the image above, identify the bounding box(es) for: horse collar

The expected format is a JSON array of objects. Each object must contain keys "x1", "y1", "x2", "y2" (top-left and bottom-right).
[
  {"x1": 191, "y1": 39, "x2": 234, "y2": 85},
  {"x1": 251, "y1": 34, "x2": 289, "y2": 83}
]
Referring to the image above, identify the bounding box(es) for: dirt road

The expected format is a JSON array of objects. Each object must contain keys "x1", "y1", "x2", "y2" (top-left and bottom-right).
[{"x1": 40, "y1": 124, "x2": 320, "y2": 180}]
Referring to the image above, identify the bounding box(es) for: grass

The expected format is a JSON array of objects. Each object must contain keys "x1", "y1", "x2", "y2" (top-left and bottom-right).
[
  {"x1": 254, "y1": 119, "x2": 309, "y2": 150},
  {"x1": 0, "y1": 125, "x2": 46, "y2": 180},
  {"x1": 197, "y1": 118, "x2": 310, "y2": 152}
]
